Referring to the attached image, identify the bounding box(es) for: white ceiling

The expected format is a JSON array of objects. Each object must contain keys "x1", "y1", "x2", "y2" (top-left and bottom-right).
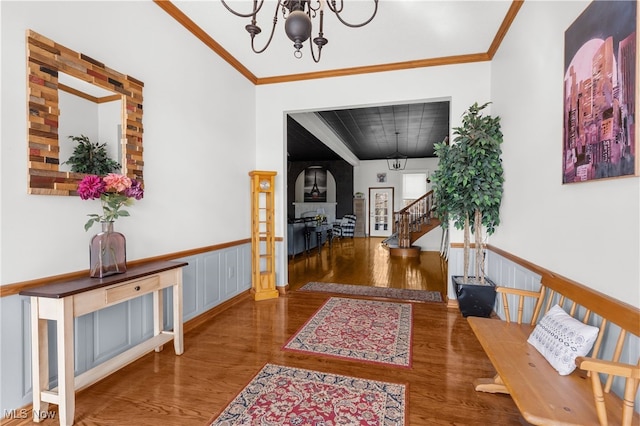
[
  {"x1": 161, "y1": 1, "x2": 518, "y2": 162},
  {"x1": 170, "y1": 0, "x2": 516, "y2": 80}
]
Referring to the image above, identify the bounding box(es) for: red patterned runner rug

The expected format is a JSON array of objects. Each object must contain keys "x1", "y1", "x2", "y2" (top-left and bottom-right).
[
  {"x1": 298, "y1": 281, "x2": 443, "y2": 303},
  {"x1": 283, "y1": 297, "x2": 413, "y2": 367},
  {"x1": 208, "y1": 363, "x2": 406, "y2": 425}
]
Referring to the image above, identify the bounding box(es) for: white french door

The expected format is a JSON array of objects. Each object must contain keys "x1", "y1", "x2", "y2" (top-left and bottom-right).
[{"x1": 369, "y1": 187, "x2": 394, "y2": 237}]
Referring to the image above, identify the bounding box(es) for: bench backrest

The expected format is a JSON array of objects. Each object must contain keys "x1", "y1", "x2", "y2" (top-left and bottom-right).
[{"x1": 496, "y1": 281, "x2": 640, "y2": 424}]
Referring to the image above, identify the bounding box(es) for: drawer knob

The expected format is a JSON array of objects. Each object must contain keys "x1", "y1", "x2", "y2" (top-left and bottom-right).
[{"x1": 134, "y1": 286, "x2": 141, "y2": 291}]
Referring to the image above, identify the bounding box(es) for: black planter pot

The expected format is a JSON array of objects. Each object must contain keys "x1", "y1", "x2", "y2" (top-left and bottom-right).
[{"x1": 453, "y1": 275, "x2": 497, "y2": 318}]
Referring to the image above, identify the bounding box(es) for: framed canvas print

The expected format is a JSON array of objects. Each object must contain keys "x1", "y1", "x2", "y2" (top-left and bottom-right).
[
  {"x1": 563, "y1": 0, "x2": 638, "y2": 183},
  {"x1": 304, "y1": 166, "x2": 327, "y2": 202}
]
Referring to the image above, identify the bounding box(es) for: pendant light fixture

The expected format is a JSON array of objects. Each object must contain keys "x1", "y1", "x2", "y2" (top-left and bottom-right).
[
  {"x1": 220, "y1": 0, "x2": 379, "y2": 63},
  {"x1": 387, "y1": 132, "x2": 407, "y2": 171}
]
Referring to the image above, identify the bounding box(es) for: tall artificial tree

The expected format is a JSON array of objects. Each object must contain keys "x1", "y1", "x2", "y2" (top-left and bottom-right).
[{"x1": 431, "y1": 102, "x2": 504, "y2": 284}]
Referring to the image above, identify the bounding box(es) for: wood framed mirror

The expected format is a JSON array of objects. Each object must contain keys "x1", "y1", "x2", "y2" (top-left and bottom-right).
[{"x1": 26, "y1": 29, "x2": 144, "y2": 195}]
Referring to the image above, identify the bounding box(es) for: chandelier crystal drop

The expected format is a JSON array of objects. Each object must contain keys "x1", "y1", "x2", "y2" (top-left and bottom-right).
[{"x1": 220, "y1": 0, "x2": 379, "y2": 62}]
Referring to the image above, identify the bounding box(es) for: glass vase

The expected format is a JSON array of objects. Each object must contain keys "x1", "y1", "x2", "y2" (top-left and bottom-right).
[{"x1": 90, "y1": 221, "x2": 126, "y2": 278}]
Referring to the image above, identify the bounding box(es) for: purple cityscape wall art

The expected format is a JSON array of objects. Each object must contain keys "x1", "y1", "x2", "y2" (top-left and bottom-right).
[{"x1": 563, "y1": 0, "x2": 638, "y2": 184}]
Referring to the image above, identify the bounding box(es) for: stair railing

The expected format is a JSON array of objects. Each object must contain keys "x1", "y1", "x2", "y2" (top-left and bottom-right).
[{"x1": 393, "y1": 190, "x2": 435, "y2": 248}]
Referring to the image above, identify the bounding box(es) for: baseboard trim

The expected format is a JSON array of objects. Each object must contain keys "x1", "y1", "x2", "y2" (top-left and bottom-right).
[
  {"x1": 446, "y1": 297, "x2": 459, "y2": 310},
  {"x1": 277, "y1": 284, "x2": 290, "y2": 295},
  {"x1": 183, "y1": 290, "x2": 252, "y2": 334},
  {"x1": 388, "y1": 245, "x2": 421, "y2": 258}
]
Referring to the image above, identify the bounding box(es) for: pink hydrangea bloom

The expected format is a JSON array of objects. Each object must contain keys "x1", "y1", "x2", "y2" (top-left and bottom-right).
[
  {"x1": 78, "y1": 173, "x2": 143, "y2": 231},
  {"x1": 103, "y1": 173, "x2": 132, "y2": 193},
  {"x1": 77, "y1": 175, "x2": 105, "y2": 200}
]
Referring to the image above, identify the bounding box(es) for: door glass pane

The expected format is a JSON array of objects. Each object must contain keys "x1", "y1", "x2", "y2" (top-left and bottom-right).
[{"x1": 374, "y1": 193, "x2": 388, "y2": 231}]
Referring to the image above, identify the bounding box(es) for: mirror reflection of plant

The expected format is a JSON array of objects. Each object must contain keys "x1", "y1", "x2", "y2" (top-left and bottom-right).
[{"x1": 63, "y1": 134, "x2": 121, "y2": 175}]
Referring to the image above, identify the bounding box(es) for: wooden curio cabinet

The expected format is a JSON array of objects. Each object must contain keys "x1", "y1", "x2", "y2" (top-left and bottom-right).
[{"x1": 249, "y1": 170, "x2": 279, "y2": 301}]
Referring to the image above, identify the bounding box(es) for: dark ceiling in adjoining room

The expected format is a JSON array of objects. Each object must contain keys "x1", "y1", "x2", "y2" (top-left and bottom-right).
[
  {"x1": 287, "y1": 116, "x2": 342, "y2": 162},
  {"x1": 287, "y1": 101, "x2": 450, "y2": 162}
]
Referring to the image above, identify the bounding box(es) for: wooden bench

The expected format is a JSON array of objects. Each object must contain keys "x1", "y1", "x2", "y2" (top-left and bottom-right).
[{"x1": 467, "y1": 277, "x2": 640, "y2": 426}]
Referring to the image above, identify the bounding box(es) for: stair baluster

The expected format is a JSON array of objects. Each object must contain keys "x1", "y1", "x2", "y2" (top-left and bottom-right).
[{"x1": 387, "y1": 191, "x2": 440, "y2": 256}]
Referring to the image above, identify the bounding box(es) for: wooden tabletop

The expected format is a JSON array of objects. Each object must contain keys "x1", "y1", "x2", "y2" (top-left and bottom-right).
[{"x1": 19, "y1": 260, "x2": 188, "y2": 299}]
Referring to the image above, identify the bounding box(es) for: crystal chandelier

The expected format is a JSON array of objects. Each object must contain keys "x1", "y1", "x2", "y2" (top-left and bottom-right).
[{"x1": 220, "y1": 0, "x2": 379, "y2": 62}]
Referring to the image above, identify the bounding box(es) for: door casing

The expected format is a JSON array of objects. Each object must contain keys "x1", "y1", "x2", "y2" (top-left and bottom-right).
[{"x1": 368, "y1": 186, "x2": 394, "y2": 237}]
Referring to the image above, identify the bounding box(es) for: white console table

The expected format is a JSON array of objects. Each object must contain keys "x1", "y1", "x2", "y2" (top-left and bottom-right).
[{"x1": 20, "y1": 260, "x2": 187, "y2": 426}]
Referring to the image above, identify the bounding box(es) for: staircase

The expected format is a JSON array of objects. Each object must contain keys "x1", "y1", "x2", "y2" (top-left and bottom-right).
[{"x1": 382, "y1": 190, "x2": 441, "y2": 257}]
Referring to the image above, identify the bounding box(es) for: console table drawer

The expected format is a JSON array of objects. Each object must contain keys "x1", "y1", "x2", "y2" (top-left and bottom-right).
[{"x1": 106, "y1": 276, "x2": 161, "y2": 304}]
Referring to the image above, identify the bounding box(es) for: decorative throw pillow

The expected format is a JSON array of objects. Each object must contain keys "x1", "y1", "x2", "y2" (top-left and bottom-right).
[{"x1": 527, "y1": 304, "x2": 599, "y2": 375}]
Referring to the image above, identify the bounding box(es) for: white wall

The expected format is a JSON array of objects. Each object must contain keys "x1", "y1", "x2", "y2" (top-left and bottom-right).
[
  {"x1": 354, "y1": 158, "x2": 438, "y2": 211},
  {"x1": 0, "y1": 1, "x2": 256, "y2": 285},
  {"x1": 352, "y1": 157, "x2": 442, "y2": 250},
  {"x1": 255, "y1": 63, "x2": 492, "y2": 285},
  {"x1": 490, "y1": 1, "x2": 640, "y2": 306}
]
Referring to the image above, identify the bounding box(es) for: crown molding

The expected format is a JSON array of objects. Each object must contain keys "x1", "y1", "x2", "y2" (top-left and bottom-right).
[
  {"x1": 154, "y1": 0, "x2": 523, "y2": 86},
  {"x1": 488, "y1": 0, "x2": 524, "y2": 59},
  {"x1": 153, "y1": 0, "x2": 259, "y2": 84}
]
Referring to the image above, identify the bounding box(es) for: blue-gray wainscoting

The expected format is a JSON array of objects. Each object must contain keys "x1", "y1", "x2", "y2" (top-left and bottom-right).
[
  {"x1": 0, "y1": 242, "x2": 259, "y2": 414},
  {"x1": 447, "y1": 246, "x2": 560, "y2": 321}
]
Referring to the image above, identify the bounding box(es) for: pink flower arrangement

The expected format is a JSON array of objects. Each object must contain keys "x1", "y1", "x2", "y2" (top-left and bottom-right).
[{"x1": 78, "y1": 173, "x2": 144, "y2": 231}]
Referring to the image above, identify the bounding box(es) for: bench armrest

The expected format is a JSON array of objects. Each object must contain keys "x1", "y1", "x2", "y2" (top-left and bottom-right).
[
  {"x1": 576, "y1": 357, "x2": 640, "y2": 379},
  {"x1": 495, "y1": 286, "x2": 545, "y2": 324},
  {"x1": 496, "y1": 287, "x2": 541, "y2": 298},
  {"x1": 576, "y1": 356, "x2": 640, "y2": 426}
]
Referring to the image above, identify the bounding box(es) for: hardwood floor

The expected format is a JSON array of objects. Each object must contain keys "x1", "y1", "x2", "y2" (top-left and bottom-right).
[
  {"x1": 3, "y1": 237, "x2": 524, "y2": 425},
  {"x1": 287, "y1": 237, "x2": 448, "y2": 293}
]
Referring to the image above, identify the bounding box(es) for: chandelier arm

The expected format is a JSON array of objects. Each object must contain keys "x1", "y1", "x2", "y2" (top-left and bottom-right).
[
  {"x1": 220, "y1": 0, "x2": 266, "y2": 18},
  {"x1": 307, "y1": 0, "x2": 321, "y2": 15},
  {"x1": 219, "y1": 0, "x2": 378, "y2": 62},
  {"x1": 329, "y1": 0, "x2": 379, "y2": 28},
  {"x1": 250, "y1": 5, "x2": 281, "y2": 54},
  {"x1": 326, "y1": 0, "x2": 343, "y2": 14},
  {"x1": 308, "y1": 7, "x2": 325, "y2": 63},
  {"x1": 309, "y1": 40, "x2": 322, "y2": 63}
]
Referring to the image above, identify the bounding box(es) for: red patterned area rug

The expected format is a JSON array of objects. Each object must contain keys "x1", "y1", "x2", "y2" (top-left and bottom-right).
[
  {"x1": 298, "y1": 281, "x2": 443, "y2": 303},
  {"x1": 283, "y1": 297, "x2": 413, "y2": 367},
  {"x1": 208, "y1": 363, "x2": 406, "y2": 425}
]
